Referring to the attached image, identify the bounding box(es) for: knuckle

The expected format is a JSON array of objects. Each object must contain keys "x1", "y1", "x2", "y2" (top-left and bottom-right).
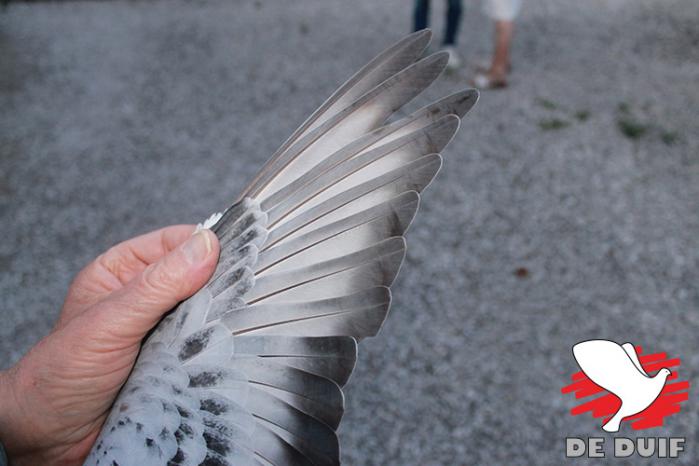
[{"x1": 140, "y1": 261, "x2": 187, "y2": 299}]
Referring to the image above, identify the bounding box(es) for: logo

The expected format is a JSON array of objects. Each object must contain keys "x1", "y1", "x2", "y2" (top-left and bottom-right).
[{"x1": 561, "y1": 339, "x2": 690, "y2": 458}]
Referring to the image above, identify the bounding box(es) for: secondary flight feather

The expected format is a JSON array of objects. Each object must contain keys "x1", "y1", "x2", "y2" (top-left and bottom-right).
[{"x1": 84, "y1": 30, "x2": 478, "y2": 465}]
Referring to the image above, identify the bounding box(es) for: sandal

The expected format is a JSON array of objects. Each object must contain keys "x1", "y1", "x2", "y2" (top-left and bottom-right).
[{"x1": 471, "y1": 71, "x2": 508, "y2": 89}]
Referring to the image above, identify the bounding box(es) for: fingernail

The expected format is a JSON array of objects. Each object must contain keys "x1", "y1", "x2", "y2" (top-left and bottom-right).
[{"x1": 181, "y1": 230, "x2": 212, "y2": 264}]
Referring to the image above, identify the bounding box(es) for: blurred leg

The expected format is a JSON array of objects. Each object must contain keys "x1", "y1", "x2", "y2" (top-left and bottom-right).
[
  {"x1": 414, "y1": 0, "x2": 430, "y2": 32},
  {"x1": 490, "y1": 20, "x2": 513, "y2": 77},
  {"x1": 443, "y1": 0, "x2": 463, "y2": 45}
]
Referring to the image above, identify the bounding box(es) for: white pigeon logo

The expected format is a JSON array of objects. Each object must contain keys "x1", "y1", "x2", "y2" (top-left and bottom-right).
[{"x1": 572, "y1": 340, "x2": 672, "y2": 432}]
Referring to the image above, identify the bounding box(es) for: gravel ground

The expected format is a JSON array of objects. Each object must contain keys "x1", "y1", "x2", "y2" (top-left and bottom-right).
[{"x1": 1, "y1": 0, "x2": 698, "y2": 464}]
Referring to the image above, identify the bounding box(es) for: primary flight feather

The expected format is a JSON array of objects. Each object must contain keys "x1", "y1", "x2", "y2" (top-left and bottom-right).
[{"x1": 84, "y1": 30, "x2": 478, "y2": 466}]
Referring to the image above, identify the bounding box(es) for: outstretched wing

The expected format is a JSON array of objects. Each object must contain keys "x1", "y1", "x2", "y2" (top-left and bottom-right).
[
  {"x1": 85, "y1": 30, "x2": 478, "y2": 466},
  {"x1": 621, "y1": 342, "x2": 648, "y2": 377}
]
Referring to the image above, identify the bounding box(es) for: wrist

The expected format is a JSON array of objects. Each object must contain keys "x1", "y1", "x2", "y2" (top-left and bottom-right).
[
  {"x1": 0, "y1": 365, "x2": 29, "y2": 462},
  {"x1": 0, "y1": 361, "x2": 57, "y2": 466}
]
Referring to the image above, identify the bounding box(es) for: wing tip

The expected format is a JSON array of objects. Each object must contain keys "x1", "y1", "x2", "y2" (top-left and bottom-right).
[
  {"x1": 444, "y1": 88, "x2": 480, "y2": 118},
  {"x1": 406, "y1": 28, "x2": 433, "y2": 48},
  {"x1": 428, "y1": 114, "x2": 462, "y2": 153},
  {"x1": 394, "y1": 190, "x2": 421, "y2": 233},
  {"x1": 423, "y1": 50, "x2": 450, "y2": 72}
]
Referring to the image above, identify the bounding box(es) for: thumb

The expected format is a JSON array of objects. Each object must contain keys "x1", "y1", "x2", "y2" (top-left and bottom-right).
[{"x1": 100, "y1": 229, "x2": 220, "y2": 338}]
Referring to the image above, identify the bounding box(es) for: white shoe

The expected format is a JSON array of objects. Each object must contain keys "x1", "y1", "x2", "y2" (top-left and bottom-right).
[{"x1": 442, "y1": 46, "x2": 462, "y2": 69}]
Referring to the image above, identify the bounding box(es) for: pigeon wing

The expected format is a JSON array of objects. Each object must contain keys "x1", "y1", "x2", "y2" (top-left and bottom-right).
[
  {"x1": 84, "y1": 30, "x2": 478, "y2": 466},
  {"x1": 622, "y1": 342, "x2": 649, "y2": 377}
]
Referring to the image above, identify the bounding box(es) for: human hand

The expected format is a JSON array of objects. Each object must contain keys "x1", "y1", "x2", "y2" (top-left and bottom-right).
[{"x1": 0, "y1": 225, "x2": 220, "y2": 465}]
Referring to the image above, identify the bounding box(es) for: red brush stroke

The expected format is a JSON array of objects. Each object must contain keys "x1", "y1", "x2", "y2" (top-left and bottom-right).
[{"x1": 561, "y1": 346, "x2": 690, "y2": 430}]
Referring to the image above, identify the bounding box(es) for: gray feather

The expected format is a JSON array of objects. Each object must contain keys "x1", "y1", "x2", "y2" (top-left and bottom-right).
[
  {"x1": 84, "y1": 30, "x2": 477, "y2": 466},
  {"x1": 257, "y1": 191, "x2": 419, "y2": 274}
]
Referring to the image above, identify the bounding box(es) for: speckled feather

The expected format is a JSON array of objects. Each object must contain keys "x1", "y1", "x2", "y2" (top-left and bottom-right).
[{"x1": 84, "y1": 30, "x2": 477, "y2": 466}]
